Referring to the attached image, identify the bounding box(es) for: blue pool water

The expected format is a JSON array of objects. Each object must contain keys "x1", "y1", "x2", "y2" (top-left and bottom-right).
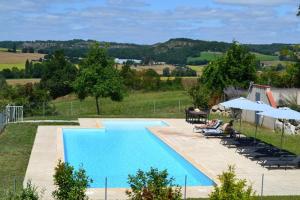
[{"x1": 63, "y1": 120, "x2": 214, "y2": 188}]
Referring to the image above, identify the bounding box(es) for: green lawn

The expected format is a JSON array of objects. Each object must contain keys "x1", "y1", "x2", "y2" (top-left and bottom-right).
[
  {"x1": 28, "y1": 90, "x2": 192, "y2": 120},
  {"x1": 210, "y1": 114, "x2": 300, "y2": 155},
  {"x1": 0, "y1": 122, "x2": 78, "y2": 194}
]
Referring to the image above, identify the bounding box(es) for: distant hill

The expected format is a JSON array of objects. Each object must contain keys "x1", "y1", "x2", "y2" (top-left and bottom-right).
[{"x1": 0, "y1": 38, "x2": 292, "y2": 65}]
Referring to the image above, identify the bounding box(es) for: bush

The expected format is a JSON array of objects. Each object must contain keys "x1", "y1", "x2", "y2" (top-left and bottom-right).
[
  {"x1": 188, "y1": 84, "x2": 211, "y2": 110},
  {"x1": 52, "y1": 160, "x2": 92, "y2": 200},
  {"x1": 209, "y1": 166, "x2": 255, "y2": 200},
  {"x1": 126, "y1": 167, "x2": 182, "y2": 200},
  {"x1": 1, "y1": 181, "x2": 43, "y2": 200}
]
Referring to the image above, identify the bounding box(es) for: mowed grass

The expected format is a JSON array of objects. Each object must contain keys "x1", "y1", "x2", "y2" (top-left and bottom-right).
[
  {"x1": 6, "y1": 78, "x2": 41, "y2": 86},
  {"x1": 0, "y1": 51, "x2": 44, "y2": 70},
  {"x1": 0, "y1": 122, "x2": 78, "y2": 193},
  {"x1": 210, "y1": 114, "x2": 300, "y2": 155},
  {"x1": 49, "y1": 90, "x2": 192, "y2": 119}
]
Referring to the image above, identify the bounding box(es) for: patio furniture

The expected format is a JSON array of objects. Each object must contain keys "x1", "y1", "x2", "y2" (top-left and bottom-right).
[
  {"x1": 193, "y1": 119, "x2": 222, "y2": 132},
  {"x1": 261, "y1": 156, "x2": 300, "y2": 169},
  {"x1": 185, "y1": 108, "x2": 208, "y2": 124}
]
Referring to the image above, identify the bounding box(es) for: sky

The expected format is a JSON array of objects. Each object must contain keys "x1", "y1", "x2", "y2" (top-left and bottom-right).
[{"x1": 0, "y1": 0, "x2": 299, "y2": 44}]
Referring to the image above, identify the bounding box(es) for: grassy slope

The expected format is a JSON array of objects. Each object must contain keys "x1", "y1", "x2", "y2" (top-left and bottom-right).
[
  {"x1": 187, "y1": 51, "x2": 279, "y2": 65},
  {"x1": 0, "y1": 122, "x2": 78, "y2": 192},
  {"x1": 49, "y1": 90, "x2": 192, "y2": 119}
]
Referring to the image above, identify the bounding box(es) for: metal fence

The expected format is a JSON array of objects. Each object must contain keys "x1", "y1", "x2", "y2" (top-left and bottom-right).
[{"x1": 0, "y1": 105, "x2": 23, "y2": 133}]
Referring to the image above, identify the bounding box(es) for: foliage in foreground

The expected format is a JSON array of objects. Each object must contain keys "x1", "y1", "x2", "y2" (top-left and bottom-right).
[
  {"x1": 1, "y1": 181, "x2": 43, "y2": 200},
  {"x1": 126, "y1": 167, "x2": 182, "y2": 200},
  {"x1": 52, "y1": 160, "x2": 92, "y2": 200},
  {"x1": 188, "y1": 84, "x2": 211, "y2": 110},
  {"x1": 209, "y1": 166, "x2": 255, "y2": 200}
]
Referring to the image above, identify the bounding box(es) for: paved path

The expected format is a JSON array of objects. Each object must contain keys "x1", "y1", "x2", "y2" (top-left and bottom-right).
[{"x1": 24, "y1": 118, "x2": 300, "y2": 200}]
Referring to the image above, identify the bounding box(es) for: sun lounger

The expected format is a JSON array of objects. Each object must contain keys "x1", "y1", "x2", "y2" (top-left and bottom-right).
[
  {"x1": 261, "y1": 156, "x2": 300, "y2": 169},
  {"x1": 193, "y1": 120, "x2": 222, "y2": 132}
]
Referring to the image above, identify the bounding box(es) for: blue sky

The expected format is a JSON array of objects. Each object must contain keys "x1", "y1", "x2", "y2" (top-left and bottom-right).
[{"x1": 0, "y1": 0, "x2": 299, "y2": 44}]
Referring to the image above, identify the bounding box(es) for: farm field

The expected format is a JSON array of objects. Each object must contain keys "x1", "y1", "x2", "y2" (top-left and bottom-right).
[
  {"x1": 0, "y1": 51, "x2": 44, "y2": 70},
  {"x1": 188, "y1": 65, "x2": 205, "y2": 76},
  {"x1": 187, "y1": 51, "x2": 279, "y2": 65},
  {"x1": 187, "y1": 51, "x2": 223, "y2": 63},
  {"x1": 6, "y1": 78, "x2": 41, "y2": 86}
]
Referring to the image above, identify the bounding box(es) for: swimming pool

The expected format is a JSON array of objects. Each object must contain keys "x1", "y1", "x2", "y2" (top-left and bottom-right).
[{"x1": 63, "y1": 120, "x2": 214, "y2": 188}]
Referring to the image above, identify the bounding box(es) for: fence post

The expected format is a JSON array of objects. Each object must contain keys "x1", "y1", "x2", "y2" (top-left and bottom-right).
[
  {"x1": 105, "y1": 177, "x2": 108, "y2": 200},
  {"x1": 260, "y1": 173, "x2": 264, "y2": 199},
  {"x1": 153, "y1": 101, "x2": 156, "y2": 113},
  {"x1": 43, "y1": 102, "x2": 45, "y2": 117},
  {"x1": 178, "y1": 100, "x2": 181, "y2": 112},
  {"x1": 184, "y1": 175, "x2": 187, "y2": 200},
  {"x1": 70, "y1": 102, "x2": 73, "y2": 116}
]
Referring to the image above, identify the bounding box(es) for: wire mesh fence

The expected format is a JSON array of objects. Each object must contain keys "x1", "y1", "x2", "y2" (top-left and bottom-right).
[{"x1": 24, "y1": 98, "x2": 192, "y2": 119}]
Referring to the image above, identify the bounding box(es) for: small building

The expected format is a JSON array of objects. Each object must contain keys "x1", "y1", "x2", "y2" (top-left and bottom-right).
[
  {"x1": 114, "y1": 58, "x2": 142, "y2": 65},
  {"x1": 243, "y1": 83, "x2": 300, "y2": 129}
]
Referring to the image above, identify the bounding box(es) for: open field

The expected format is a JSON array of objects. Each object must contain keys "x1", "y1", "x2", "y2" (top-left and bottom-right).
[
  {"x1": 253, "y1": 52, "x2": 279, "y2": 61},
  {"x1": 0, "y1": 51, "x2": 44, "y2": 70},
  {"x1": 188, "y1": 65, "x2": 205, "y2": 76},
  {"x1": 0, "y1": 122, "x2": 78, "y2": 194},
  {"x1": 187, "y1": 51, "x2": 279, "y2": 65},
  {"x1": 6, "y1": 78, "x2": 41, "y2": 86},
  {"x1": 187, "y1": 51, "x2": 223, "y2": 63}
]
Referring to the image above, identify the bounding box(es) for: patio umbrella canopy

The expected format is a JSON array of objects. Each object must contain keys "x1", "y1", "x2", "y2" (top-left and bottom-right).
[
  {"x1": 220, "y1": 97, "x2": 272, "y2": 141},
  {"x1": 258, "y1": 107, "x2": 300, "y2": 149}
]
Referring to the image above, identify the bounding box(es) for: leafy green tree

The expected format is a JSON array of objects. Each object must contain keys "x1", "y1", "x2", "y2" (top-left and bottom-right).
[
  {"x1": 120, "y1": 63, "x2": 141, "y2": 90},
  {"x1": 201, "y1": 42, "x2": 256, "y2": 92},
  {"x1": 126, "y1": 167, "x2": 182, "y2": 200},
  {"x1": 297, "y1": 4, "x2": 300, "y2": 16},
  {"x1": 73, "y1": 43, "x2": 124, "y2": 115},
  {"x1": 209, "y1": 166, "x2": 255, "y2": 200},
  {"x1": 162, "y1": 67, "x2": 170, "y2": 77},
  {"x1": 40, "y1": 50, "x2": 78, "y2": 99},
  {"x1": 53, "y1": 160, "x2": 92, "y2": 200},
  {"x1": 188, "y1": 84, "x2": 211, "y2": 110},
  {"x1": 140, "y1": 69, "x2": 161, "y2": 91}
]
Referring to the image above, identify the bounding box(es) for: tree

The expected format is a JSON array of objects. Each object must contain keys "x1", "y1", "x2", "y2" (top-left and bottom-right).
[
  {"x1": 40, "y1": 50, "x2": 78, "y2": 99},
  {"x1": 120, "y1": 63, "x2": 141, "y2": 90},
  {"x1": 209, "y1": 166, "x2": 255, "y2": 200},
  {"x1": 201, "y1": 42, "x2": 256, "y2": 92},
  {"x1": 188, "y1": 84, "x2": 211, "y2": 110},
  {"x1": 126, "y1": 168, "x2": 182, "y2": 200},
  {"x1": 53, "y1": 160, "x2": 92, "y2": 200},
  {"x1": 73, "y1": 43, "x2": 124, "y2": 115},
  {"x1": 163, "y1": 67, "x2": 170, "y2": 77},
  {"x1": 297, "y1": 4, "x2": 300, "y2": 16}
]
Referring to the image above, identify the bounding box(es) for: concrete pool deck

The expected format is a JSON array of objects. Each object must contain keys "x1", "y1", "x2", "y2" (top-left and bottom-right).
[{"x1": 24, "y1": 118, "x2": 300, "y2": 199}]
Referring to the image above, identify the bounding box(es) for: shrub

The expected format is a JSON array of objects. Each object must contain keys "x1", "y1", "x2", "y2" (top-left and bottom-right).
[
  {"x1": 1, "y1": 181, "x2": 43, "y2": 200},
  {"x1": 188, "y1": 84, "x2": 211, "y2": 110},
  {"x1": 126, "y1": 168, "x2": 182, "y2": 200},
  {"x1": 52, "y1": 160, "x2": 92, "y2": 200},
  {"x1": 209, "y1": 166, "x2": 255, "y2": 200}
]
